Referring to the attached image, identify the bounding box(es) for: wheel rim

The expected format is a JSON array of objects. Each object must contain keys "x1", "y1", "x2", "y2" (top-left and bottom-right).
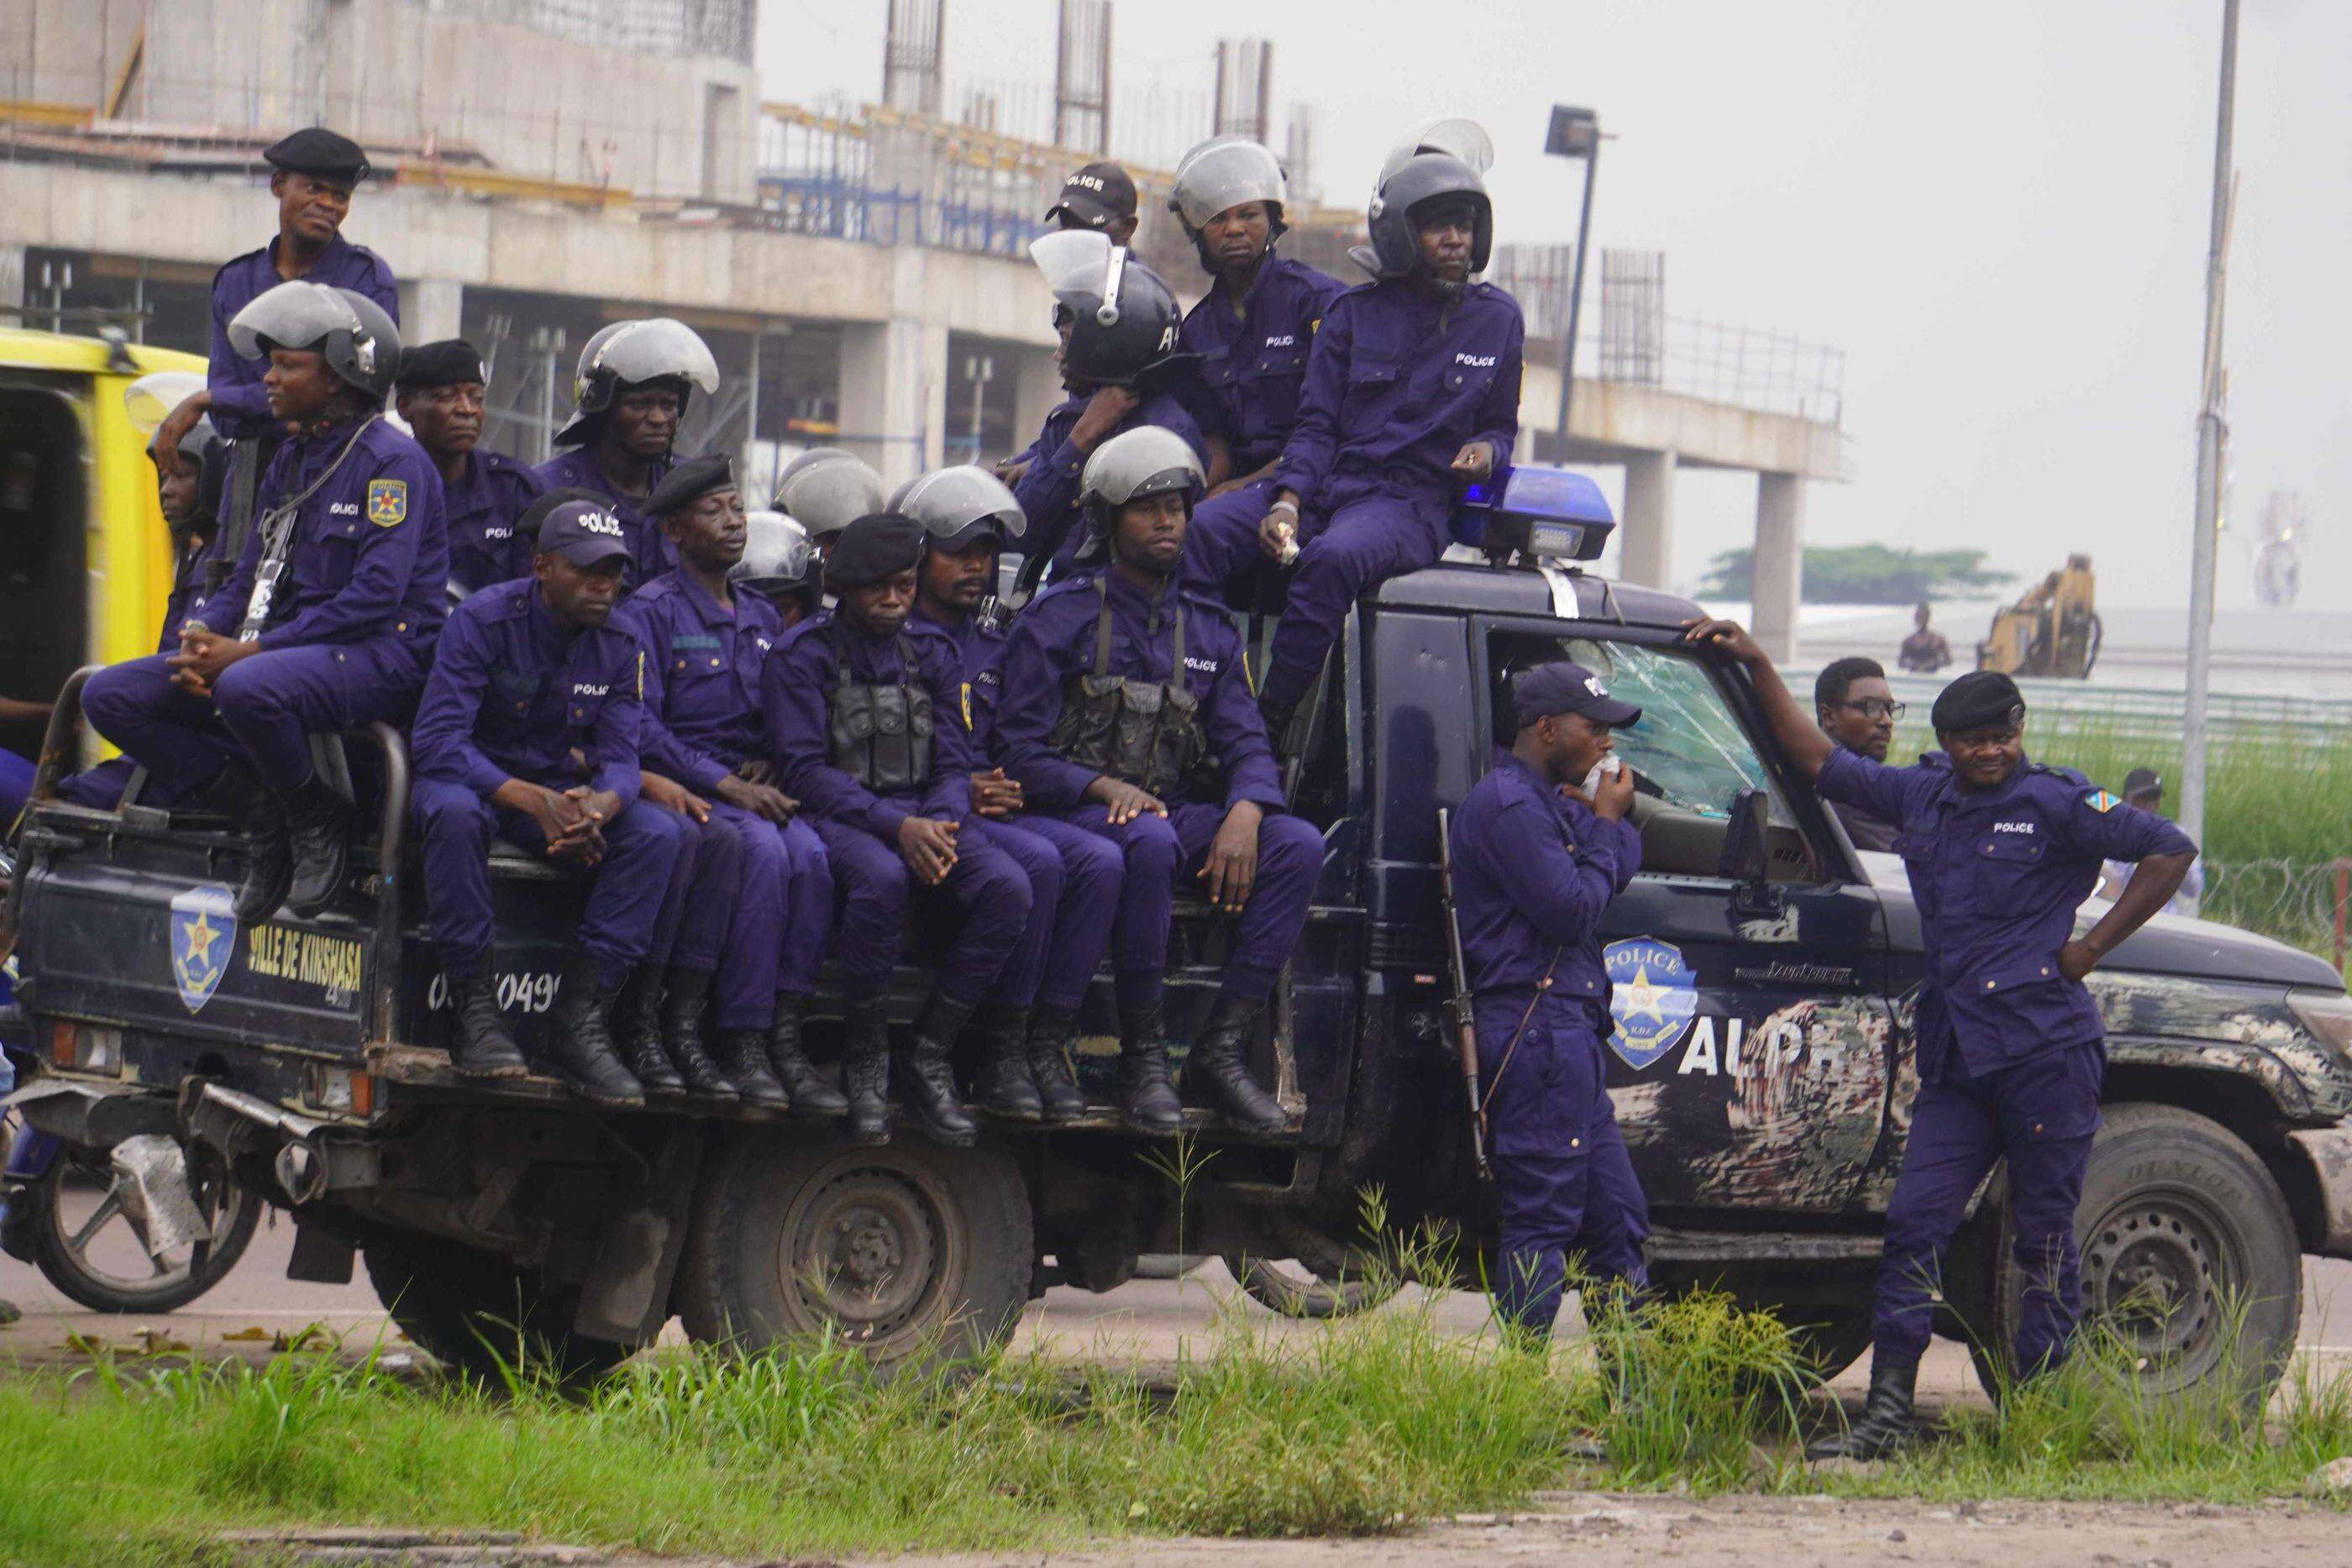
[
  {"x1": 774, "y1": 1156, "x2": 959, "y2": 1351},
  {"x1": 42, "y1": 1150, "x2": 245, "y2": 1301},
  {"x1": 2081, "y1": 1188, "x2": 2239, "y2": 1379}
]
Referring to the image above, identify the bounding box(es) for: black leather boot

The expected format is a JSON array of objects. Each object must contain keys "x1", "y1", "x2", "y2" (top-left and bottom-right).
[
  {"x1": 283, "y1": 772, "x2": 355, "y2": 917},
  {"x1": 974, "y1": 1004, "x2": 1042, "y2": 1120},
  {"x1": 613, "y1": 969, "x2": 687, "y2": 1100},
  {"x1": 548, "y1": 952, "x2": 644, "y2": 1108},
  {"x1": 231, "y1": 789, "x2": 292, "y2": 922},
  {"x1": 714, "y1": 1028, "x2": 787, "y2": 1111},
  {"x1": 1026, "y1": 1004, "x2": 1089, "y2": 1125},
  {"x1": 767, "y1": 995, "x2": 848, "y2": 1116},
  {"x1": 1804, "y1": 1358, "x2": 1918, "y2": 1462},
  {"x1": 841, "y1": 998, "x2": 892, "y2": 1146},
  {"x1": 898, "y1": 991, "x2": 979, "y2": 1146},
  {"x1": 1181, "y1": 992, "x2": 1287, "y2": 1133},
  {"x1": 449, "y1": 955, "x2": 527, "y2": 1078},
  {"x1": 660, "y1": 969, "x2": 740, "y2": 1105},
  {"x1": 1116, "y1": 1001, "x2": 1183, "y2": 1135}
]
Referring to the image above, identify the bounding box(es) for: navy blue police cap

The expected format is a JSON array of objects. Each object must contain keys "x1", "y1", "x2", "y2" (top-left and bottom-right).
[
  {"x1": 264, "y1": 128, "x2": 371, "y2": 185},
  {"x1": 535, "y1": 500, "x2": 633, "y2": 569},
  {"x1": 646, "y1": 454, "x2": 737, "y2": 518},
  {"x1": 823, "y1": 512, "x2": 927, "y2": 591},
  {"x1": 1929, "y1": 669, "x2": 2026, "y2": 733},
  {"x1": 394, "y1": 339, "x2": 487, "y2": 393},
  {"x1": 514, "y1": 486, "x2": 602, "y2": 547},
  {"x1": 1512, "y1": 661, "x2": 1642, "y2": 728}
]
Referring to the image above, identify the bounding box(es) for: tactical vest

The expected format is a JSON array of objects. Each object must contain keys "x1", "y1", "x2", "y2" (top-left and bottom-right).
[
  {"x1": 1048, "y1": 577, "x2": 1207, "y2": 796},
  {"x1": 826, "y1": 627, "x2": 934, "y2": 794}
]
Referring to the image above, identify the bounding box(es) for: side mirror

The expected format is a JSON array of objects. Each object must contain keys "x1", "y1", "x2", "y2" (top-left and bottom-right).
[{"x1": 1719, "y1": 787, "x2": 1783, "y2": 917}]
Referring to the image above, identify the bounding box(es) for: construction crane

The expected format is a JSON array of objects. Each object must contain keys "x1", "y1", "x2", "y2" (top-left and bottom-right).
[{"x1": 1977, "y1": 553, "x2": 2102, "y2": 679}]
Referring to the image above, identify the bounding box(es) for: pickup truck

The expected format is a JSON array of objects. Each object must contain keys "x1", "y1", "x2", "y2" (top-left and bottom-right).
[{"x1": 8, "y1": 466, "x2": 2350, "y2": 1401}]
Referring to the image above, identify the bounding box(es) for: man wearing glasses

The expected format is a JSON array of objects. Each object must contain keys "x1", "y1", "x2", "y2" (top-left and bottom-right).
[{"x1": 1814, "y1": 657, "x2": 1903, "y2": 852}]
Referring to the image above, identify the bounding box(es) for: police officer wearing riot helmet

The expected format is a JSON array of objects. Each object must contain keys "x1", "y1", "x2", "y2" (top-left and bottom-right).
[
  {"x1": 535, "y1": 318, "x2": 721, "y2": 584},
  {"x1": 732, "y1": 510, "x2": 823, "y2": 628},
  {"x1": 396, "y1": 341, "x2": 545, "y2": 596},
  {"x1": 1008, "y1": 239, "x2": 1209, "y2": 579},
  {"x1": 1233, "y1": 140, "x2": 1524, "y2": 744},
  {"x1": 904, "y1": 465, "x2": 1125, "y2": 1123},
  {"x1": 764, "y1": 515, "x2": 1036, "y2": 1146},
  {"x1": 621, "y1": 454, "x2": 847, "y2": 1116},
  {"x1": 1686, "y1": 618, "x2": 2197, "y2": 1460},
  {"x1": 1814, "y1": 657, "x2": 1903, "y2": 852},
  {"x1": 84, "y1": 282, "x2": 447, "y2": 923},
  {"x1": 995, "y1": 427, "x2": 1322, "y2": 1135},
  {"x1": 1165, "y1": 138, "x2": 1346, "y2": 582},
  {"x1": 408, "y1": 501, "x2": 690, "y2": 1098},
  {"x1": 1449, "y1": 662, "x2": 1651, "y2": 1339},
  {"x1": 774, "y1": 447, "x2": 886, "y2": 564},
  {"x1": 1047, "y1": 160, "x2": 1141, "y2": 246}
]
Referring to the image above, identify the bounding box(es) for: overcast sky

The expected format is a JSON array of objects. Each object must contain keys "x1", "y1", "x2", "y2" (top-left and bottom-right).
[{"x1": 758, "y1": 0, "x2": 2350, "y2": 611}]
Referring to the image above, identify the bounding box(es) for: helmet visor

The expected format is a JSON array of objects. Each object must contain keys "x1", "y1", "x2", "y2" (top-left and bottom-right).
[
  {"x1": 732, "y1": 511, "x2": 816, "y2": 585},
  {"x1": 589, "y1": 317, "x2": 721, "y2": 395},
  {"x1": 1378, "y1": 117, "x2": 1495, "y2": 186},
  {"x1": 227, "y1": 281, "x2": 362, "y2": 362},
  {"x1": 1082, "y1": 426, "x2": 1205, "y2": 506},
  {"x1": 123, "y1": 371, "x2": 207, "y2": 438},
  {"x1": 1029, "y1": 228, "x2": 1116, "y2": 306},
  {"x1": 777, "y1": 454, "x2": 886, "y2": 538},
  {"x1": 896, "y1": 465, "x2": 1027, "y2": 542},
  {"x1": 1172, "y1": 139, "x2": 1286, "y2": 231}
]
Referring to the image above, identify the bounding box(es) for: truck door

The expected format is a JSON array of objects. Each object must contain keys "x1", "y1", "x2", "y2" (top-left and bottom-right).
[
  {"x1": 1479, "y1": 622, "x2": 1896, "y2": 1219},
  {"x1": 0, "y1": 386, "x2": 91, "y2": 739}
]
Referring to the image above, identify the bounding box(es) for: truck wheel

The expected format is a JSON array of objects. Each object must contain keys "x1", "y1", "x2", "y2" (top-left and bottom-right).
[
  {"x1": 360, "y1": 1236, "x2": 633, "y2": 1386},
  {"x1": 31, "y1": 1143, "x2": 263, "y2": 1314},
  {"x1": 676, "y1": 1130, "x2": 1032, "y2": 1379},
  {"x1": 1225, "y1": 1253, "x2": 1402, "y2": 1319},
  {"x1": 1966, "y1": 1103, "x2": 2301, "y2": 1407}
]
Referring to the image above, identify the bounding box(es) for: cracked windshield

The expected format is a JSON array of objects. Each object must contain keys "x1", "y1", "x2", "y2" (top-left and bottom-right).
[{"x1": 1557, "y1": 638, "x2": 1782, "y2": 823}]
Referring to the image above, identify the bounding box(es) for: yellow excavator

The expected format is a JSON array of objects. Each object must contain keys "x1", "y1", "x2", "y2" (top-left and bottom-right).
[{"x1": 1977, "y1": 553, "x2": 2101, "y2": 679}]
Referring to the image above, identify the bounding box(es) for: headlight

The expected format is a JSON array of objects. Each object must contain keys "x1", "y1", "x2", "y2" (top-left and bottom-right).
[{"x1": 2287, "y1": 989, "x2": 2352, "y2": 1057}]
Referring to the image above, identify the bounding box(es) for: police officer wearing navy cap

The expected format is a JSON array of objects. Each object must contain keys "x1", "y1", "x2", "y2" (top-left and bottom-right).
[
  {"x1": 1047, "y1": 160, "x2": 1140, "y2": 245},
  {"x1": 409, "y1": 500, "x2": 690, "y2": 1102},
  {"x1": 764, "y1": 514, "x2": 1035, "y2": 1146},
  {"x1": 1447, "y1": 661, "x2": 1651, "y2": 1340},
  {"x1": 1686, "y1": 619, "x2": 2197, "y2": 1460},
  {"x1": 396, "y1": 341, "x2": 545, "y2": 595}
]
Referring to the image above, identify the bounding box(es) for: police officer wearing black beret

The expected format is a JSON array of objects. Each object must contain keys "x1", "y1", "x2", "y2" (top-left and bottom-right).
[{"x1": 396, "y1": 341, "x2": 546, "y2": 595}]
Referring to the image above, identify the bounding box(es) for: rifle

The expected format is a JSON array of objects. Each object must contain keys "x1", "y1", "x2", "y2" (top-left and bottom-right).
[{"x1": 1435, "y1": 808, "x2": 1493, "y2": 1183}]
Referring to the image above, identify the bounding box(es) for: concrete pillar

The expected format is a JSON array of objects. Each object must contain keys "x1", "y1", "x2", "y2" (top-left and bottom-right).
[
  {"x1": 396, "y1": 277, "x2": 465, "y2": 345},
  {"x1": 837, "y1": 317, "x2": 949, "y2": 491},
  {"x1": 1619, "y1": 448, "x2": 1677, "y2": 590},
  {"x1": 1008, "y1": 344, "x2": 1066, "y2": 461},
  {"x1": 0, "y1": 245, "x2": 24, "y2": 317},
  {"x1": 1752, "y1": 471, "x2": 1807, "y2": 665}
]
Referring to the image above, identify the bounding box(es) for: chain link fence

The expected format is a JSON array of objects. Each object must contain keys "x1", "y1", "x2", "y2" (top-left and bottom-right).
[{"x1": 2202, "y1": 859, "x2": 2352, "y2": 974}]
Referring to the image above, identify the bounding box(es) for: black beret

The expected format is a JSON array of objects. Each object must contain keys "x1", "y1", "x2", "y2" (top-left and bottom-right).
[
  {"x1": 1930, "y1": 669, "x2": 2027, "y2": 733},
  {"x1": 823, "y1": 512, "x2": 927, "y2": 591},
  {"x1": 264, "y1": 128, "x2": 371, "y2": 185},
  {"x1": 645, "y1": 454, "x2": 737, "y2": 518},
  {"x1": 394, "y1": 339, "x2": 487, "y2": 392}
]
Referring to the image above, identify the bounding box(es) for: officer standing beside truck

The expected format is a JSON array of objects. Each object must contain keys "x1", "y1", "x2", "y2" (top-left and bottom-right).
[
  {"x1": 1446, "y1": 662, "x2": 1651, "y2": 1340},
  {"x1": 1685, "y1": 617, "x2": 2197, "y2": 1460}
]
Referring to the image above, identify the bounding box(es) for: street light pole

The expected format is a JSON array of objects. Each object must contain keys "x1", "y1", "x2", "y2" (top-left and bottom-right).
[
  {"x1": 2181, "y1": 0, "x2": 2239, "y2": 893},
  {"x1": 1544, "y1": 106, "x2": 1601, "y2": 453}
]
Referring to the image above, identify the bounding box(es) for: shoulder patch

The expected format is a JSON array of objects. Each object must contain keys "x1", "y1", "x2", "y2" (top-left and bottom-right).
[
  {"x1": 365, "y1": 479, "x2": 407, "y2": 527},
  {"x1": 2084, "y1": 788, "x2": 2121, "y2": 814}
]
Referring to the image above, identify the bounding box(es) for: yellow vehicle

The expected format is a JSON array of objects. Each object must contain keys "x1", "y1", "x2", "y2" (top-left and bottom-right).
[
  {"x1": 1977, "y1": 552, "x2": 2102, "y2": 679},
  {"x1": 0, "y1": 327, "x2": 204, "y2": 763}
]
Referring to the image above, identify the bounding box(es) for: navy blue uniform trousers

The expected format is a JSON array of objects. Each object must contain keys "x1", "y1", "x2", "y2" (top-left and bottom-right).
[
  {"x1": 981, "y1": 814, "x2": 1123, "y2": 1013},
  {"x1": 813, "y1": 812, "x2": 1032, "y2": 1005}
]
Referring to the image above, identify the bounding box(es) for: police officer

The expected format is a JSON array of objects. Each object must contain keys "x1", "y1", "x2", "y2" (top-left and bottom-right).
[
  {"x1": 732, "y1": 510, "x2": 823, "y2": 629},
  {"x1": 995, "y1": 428, "x2": 1321, "y2": 1135},
  {"x1": 395, "y1": 341, "x2": 544, "y2": 595},
  {"x1": 774, "y1": 448, "x2": 885, "y2": 566},
  {"x1": 1009, "y1": 236, "x2": 1209, "y2": 579},
  {"x1": 764, "y1": 514, "x2": 1034, "y2": 1145},
  {"x1": 155, "y1": 130, "x2": 397, "y2": 550},
  {"x1": 409, "y1": 501, "x2": 688, "y2": 1100},
  {"x1": 1448, "y1": 662, "x2": 1651, "y2": 1339},
  {"x1": 902, "y1": 465, "x2": 1122, "y2": 1122},
  {"x1": 535, "y1": 319, "x2": 720, "y2": 583},
  {"x1": 1163, "y1": 138, "x2": 1347, "y2": 595},
  {"x1": 1047, "y1": 160, "x2": 1140, "y2": 246},
  {"x1": 1686, "y1": 618, "x2": 2197, "y2": 1460},
  {"x1": 1236, "y1": 139, "x2": 1525, "y2": 743},
  {"x1": 621, "y1": 454, "x2": 846, "y2": 1115},
  {"x1": 83, "y1": 281, "x2": 444, "y2": 921}
]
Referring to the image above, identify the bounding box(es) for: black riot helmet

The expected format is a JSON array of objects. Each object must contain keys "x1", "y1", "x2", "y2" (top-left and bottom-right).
[
  {"x1": 226, "y1": 281, "x2": 402, "y2": 402},
  {"x1": 125, "y1": 371, "x2": 225, "y2": 533},
  {"x1": 1030, "y1": 231, "x2": 1198, "y2": 391},
  {"x1": 554, "y1": 317, "x2": 721, "y2": 448},
  {"x1": 1353, "y1": 151, "x2": 1494, "y2": 282},
  {"x1": 890, "y1": 464, "x2": 1027, "y2": 553},
  {"x1": 1168, "y1": 136, "x2": 1289, "y2": 275}
]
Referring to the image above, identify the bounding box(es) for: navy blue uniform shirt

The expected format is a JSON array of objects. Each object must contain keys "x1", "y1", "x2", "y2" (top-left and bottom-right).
[
  {"x1": 912, "y1": 603, "x2": 1010, "y2": 759},
  {"x1": 993, "y1": 568, "x2": 1284, "y2": 815},
  {"x1": 443, "y1": 449, "x2": 546, "y2": 595},
  {"x1": 1010, "y1": 393, "x2": 1209, "y2": 569},
  {"x1": 619, "y1": 569, "x2": 783, "y2": 793},
  {"x1": 764, "y1": 610, "x2": 975, "y2": 837},
  {"x1": 206, "y1": 236, "x2": 399, "y2": 441},
  {"x1": 1818, "y1": 747, "x2": 2197, "y2": 1076},
  {"x1": 1179, "y1": 254, "x2": 1348, "y2": 474},
  {"x1": 411, "y1": 577, "x2": 647, "y2": 801},
  {"x1": 197, "y1": 417, "x2": 448, "y2": 657},
  {"x1": 1449, "y1": 750, "x2": 1643, "y2": 1015},
  {"x1": 534, "y1": 445, "x2": 679, "y2": 585}
]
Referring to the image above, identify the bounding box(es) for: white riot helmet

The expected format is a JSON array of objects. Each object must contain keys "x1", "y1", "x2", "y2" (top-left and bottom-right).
[
  {"x1": 1076, "y1": 426, "x2": 1205, "y2": 562},
  {"x1": 774, "y1": 447, "x2": 887, "y2": 542},
  {"x1": 554, "y1": 317, "x2": 721, "y2": 447},
  {"x1": 1169, "y1": 137, "x2": 1289, "y2": 271},
  {"x1": 890, "y1": 465, "x2": 1027, "y2": 553},
  {"x1": 227, "y1": 281, "x2": 402, "y2": 402},
  {"x1": 124, "y1": 370, "x2": 220, "y2": 467},
  {"x1": 730, "y1": 510, "x2": 818, "y2": 597}
]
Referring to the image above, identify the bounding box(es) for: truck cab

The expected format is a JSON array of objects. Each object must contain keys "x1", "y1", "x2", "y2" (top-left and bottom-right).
[{"x1": 8, "y1": 464, "x2": 2350, "y2": 1401}]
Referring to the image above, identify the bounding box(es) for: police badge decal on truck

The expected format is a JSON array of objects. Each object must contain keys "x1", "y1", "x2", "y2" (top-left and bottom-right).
[
  {"x1": 1604, "y1": 937, "x2": 1698, "y2": 1069},
  {"x1": 169, "y1": 884, "x2": 238, "y2": 1013}
]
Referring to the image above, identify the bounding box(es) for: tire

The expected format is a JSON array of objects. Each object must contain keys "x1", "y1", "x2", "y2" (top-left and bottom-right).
[
  {"x1": 1225, "y1": 1253, "x2": 1402, "y2": 1319},
  {"x1": 31, "y1": 1143, "x2": 263, "y2": 1314},
  {"x1": 1965, "y1": 1103, "x2": 2301, "y2": 1408},
  {"x1": 361, "y1": 1235, "x2": 633, "y2": 1386},
  {"x1": 675, "y1": 1130, "x2": 1032, "y2": 1380}
]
